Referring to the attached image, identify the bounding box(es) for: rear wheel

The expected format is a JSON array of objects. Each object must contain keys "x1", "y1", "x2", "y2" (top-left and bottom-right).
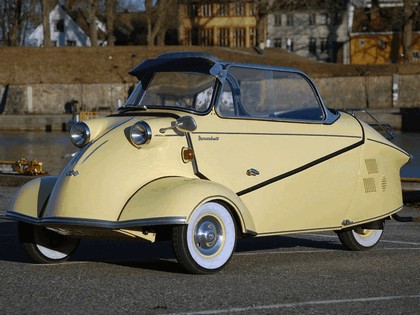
[
  {"x1": 337, "y1": 220, "x2": 384, "y2": 251},
  {"x1": 172, "y1": 202, "x2": 236, "y2": 274},
  {"x1": 18, "y1": 222, "x2": 80, "y2": 263}
]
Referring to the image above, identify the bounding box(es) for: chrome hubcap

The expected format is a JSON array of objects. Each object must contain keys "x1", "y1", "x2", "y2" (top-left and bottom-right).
[
  {"x1": 354, "y1": 227, "x2": 373, "y2": 238},
  {"x1": 194, "y1": 216, "x2": 224, "y2": 256}
]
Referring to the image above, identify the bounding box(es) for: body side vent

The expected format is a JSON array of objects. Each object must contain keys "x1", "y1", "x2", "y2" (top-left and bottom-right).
[
  {"x1": 365, "y1": 159, "x2": 379, "y2": 174},
  {"x1": 363, "y1": 178, "x2": 377, "y2": 193},
  {"x1": 381, "y1": 176, "x2": 387, "y2": 192}
]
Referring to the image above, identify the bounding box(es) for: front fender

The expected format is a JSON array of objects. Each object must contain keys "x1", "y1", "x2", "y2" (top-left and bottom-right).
[
  {"x1": 7, "y1": 176, "x2": 58, "y2": 219},
  {"x1": 119, "y1": 177, "x2": 256, "y2": 234}
]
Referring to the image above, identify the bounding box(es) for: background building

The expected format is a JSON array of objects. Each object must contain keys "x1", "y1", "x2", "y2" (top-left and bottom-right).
[
  {"x1": 28, "y1": 4, "x2": 106, "y2": 47},
  {"x1": 349, "y1": 0, "x2": 420, "y2": 64},
  {"x1": 178, "y1": 1, "x2": 259, "y2": 48},
  {"x1": 267, "y1": 2, "x2": 349, "y2": 63}
]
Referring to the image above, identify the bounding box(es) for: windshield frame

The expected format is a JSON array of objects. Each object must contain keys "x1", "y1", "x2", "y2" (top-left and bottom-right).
[{"x1": 124, "y1": 71, "x2": 219, "y2": 114}]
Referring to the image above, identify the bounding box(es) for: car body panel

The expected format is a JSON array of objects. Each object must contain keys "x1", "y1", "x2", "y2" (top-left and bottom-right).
[
  {"x1": 119, "y1": 177, "x2": 255, "y2": 233},
  {"x1": 6, "y1": 52, "x2": 411, "y2": 242}
]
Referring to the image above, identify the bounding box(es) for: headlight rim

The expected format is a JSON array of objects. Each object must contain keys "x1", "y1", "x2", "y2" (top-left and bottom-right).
[
  {"x1": 70, "y1": 121, "x2": 91, "y2": 148},
  {"x1": 130, "y1": 121, "x2": 152, "y2": 147}
]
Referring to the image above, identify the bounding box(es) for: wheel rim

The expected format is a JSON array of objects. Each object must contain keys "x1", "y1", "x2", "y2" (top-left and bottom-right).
[
  {"x1": 194, "y1": 215, "x2": 224, "y2": 257},
  {"x1": 352, "y1": 228, "x2": 383, "y2": 247},
  {"x1": 186, "y1": 202, "x2": 236, "y2": 270}
]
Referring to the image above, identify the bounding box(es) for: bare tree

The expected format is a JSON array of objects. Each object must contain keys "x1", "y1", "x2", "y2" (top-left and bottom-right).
[
  {"x1": 0, "y1": 0, "x2": 34, "y2": 46},
  {"x1": 41, "y1": 0, "x2": 52, "y2": 46},
  {"x1": 144, "y1": 0, "x2": 177, "y2": 46},
  {"x1": 88, "y1": 0, "x2": 98, "y2": 46},
  {"x1": 106, "y1": 0, "x2": 116, "y2": 46},
  {"x1": 403, "y1": 0, "x2": 416, "y2": 63}
]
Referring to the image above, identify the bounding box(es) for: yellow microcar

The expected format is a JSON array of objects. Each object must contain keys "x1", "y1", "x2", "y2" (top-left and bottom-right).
[{"x1": 6, "y1": 52, "x2": 411, "y2": 274}]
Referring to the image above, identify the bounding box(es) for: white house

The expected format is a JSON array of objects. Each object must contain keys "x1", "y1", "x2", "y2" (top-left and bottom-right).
[{"x1": 29, "y1": 4, "x2": 107, "y2": 47}]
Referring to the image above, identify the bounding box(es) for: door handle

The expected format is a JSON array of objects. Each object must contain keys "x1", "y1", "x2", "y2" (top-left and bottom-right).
[{"x1": 246, "y1": 168, "x2": 260, "y2": 176}]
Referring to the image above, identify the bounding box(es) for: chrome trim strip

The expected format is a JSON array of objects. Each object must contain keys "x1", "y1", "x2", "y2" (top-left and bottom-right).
[
  {"x1": 5, "y1": 211, "x2": 186, "y2": 228},
  {"x1": 345, "y1": 205, "x2": 404, "y2": 227},
  {"x1": 255, "y1": 225, "x2": 342, "y2": 236},
  {"x1": 193, "y1": 131, "x2": 362, "y2": 139}
]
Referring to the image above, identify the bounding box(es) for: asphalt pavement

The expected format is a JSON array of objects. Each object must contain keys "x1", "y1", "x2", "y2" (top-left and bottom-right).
[{"x1": 0, "y1": 186, "x2": 419, "y2": 314}]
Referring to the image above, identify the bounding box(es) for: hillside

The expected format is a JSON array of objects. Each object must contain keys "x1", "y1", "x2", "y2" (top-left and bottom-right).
[{"x1": 1, "y1": 46, "x2": 419, "y2": 85}]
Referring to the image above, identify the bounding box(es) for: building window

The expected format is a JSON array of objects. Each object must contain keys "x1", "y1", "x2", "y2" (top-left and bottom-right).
[
  {"x1": 234, "y1": 2, "x2": 246, "y2": 16},
  {"x1": 413, "y1": 51, "x2": 420, "y2": 60},
  {"x1": 188, "y1": 4, "x2": 199, "y2": 17},
  {"x1": 378, "y1": 39, "x2": 386, "y2": 49},
  {"x1": 309, "y1": 37, "x2": 316, "y2": 55},
  {"x1": 359, "y1": 39, "x2": 365, "y2": 47},
  {"x1": 66, "y1": 40, "x2": 76, "y2": 46},
  {"x1": 217, "y1": 3, "x2": 229, "y2": 16},
  {"x1": 320, "y1": 38, "x2": 328, "y2": 53},
  {"x1": 319, "y1": 14, "x2": 329, "y2": 25},
  {"x1": 274, "y1": 14, "x2": 282, "y2": 26},
  {"x1": 249, "y1": 3, "x2": 256, "y2": 16},
  {"x1": 286, "y1": 14, "x2": 294, "y2": 26},
  {"x1": 184, "y1": 29, "x2": 192, "y2": 45},
  {"x1": 200, "y1": 28, "x2": 213, "y2": 46},
  {"x1": 286, "y1": 38, "x2": 293, "y2": 51},
  {"x1": 308, "y1": 14, "x2": 316, "y2": 25},
  {"x1": 201, "y1": 4, "x2": 212, "y2": 17},
  {"x1": 54, "y1": 19, "x2": 64, "y2": 32},
  {"x1": 250, "y1": 27, "x2": 257, "y2": 46},
  {"x1": 233, "y1": 28, "x2": 246, "y2": 47},
  {"x1": 218, "y1": 28, "x2": 230, "y2": 47},
  {"x1": 274, "y1": 38, "x2": 282, "y2": 48},
  {"x1": 51, "y1": 40, "x2": 57, "y2": 46}
]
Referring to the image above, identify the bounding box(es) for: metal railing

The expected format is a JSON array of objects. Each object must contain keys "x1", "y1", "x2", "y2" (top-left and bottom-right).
[{"x1": 349, "y1": 109, "x2": 394, "y2": 140}]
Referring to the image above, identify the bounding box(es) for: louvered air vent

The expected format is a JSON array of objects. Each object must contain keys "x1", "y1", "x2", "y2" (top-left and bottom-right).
[
  {"x1": 381, "y1": 176, "x2": 387, "y2": 192},
  {"x1": 363, "y1": 178, "x2": 376, "y2": 193},
  {"x1": 365, "y1": 159, "x2": 379, "y2": 174}
]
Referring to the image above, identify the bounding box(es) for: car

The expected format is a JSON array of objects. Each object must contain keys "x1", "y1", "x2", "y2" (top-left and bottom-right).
[{"x1": 6, "y1": 52, "x2": 411, "y2": 274}]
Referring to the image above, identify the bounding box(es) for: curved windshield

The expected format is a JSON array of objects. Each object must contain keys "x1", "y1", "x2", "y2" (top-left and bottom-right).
[{"x1": 125, "y1": 72, "x2": 217, "y2": 112}]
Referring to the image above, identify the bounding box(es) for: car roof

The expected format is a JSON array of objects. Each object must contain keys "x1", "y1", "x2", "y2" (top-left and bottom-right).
[{"x1": 128, "y1": 51, "x2": 305, "y2": 79}]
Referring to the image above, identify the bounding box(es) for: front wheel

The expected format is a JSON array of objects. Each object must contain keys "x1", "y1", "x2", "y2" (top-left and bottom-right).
[
  {"x1": 337, "y1": 220, "x2": 384, "y2": 251},
  {"x1": 172, "y1": 202, "x2": 237, "y2": 274},
  {"x1": 18, "y1": 222, "x2": 80, "y2": 263}
]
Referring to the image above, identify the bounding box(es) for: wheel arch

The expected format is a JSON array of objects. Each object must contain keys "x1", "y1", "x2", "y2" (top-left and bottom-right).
[
  {"x1": 7, "y1": 176, "x2": 58, "y2": 219},
  {"x1": 118, "y1": 177, "x2": 256, "y2": 234}
]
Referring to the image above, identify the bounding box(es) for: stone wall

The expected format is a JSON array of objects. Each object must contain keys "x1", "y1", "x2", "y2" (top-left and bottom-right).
[
  {"x1": 0, "y1": 83, "x2": 133, "y2": 114},
  {"x1": 0, "y1": 74, "x2": 419, "y2": 115},
  {"x1": 313, "y1": 74, "x2": 419, "y2": 110}
]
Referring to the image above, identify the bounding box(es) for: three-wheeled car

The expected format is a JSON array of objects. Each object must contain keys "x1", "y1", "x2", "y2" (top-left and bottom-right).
[{"x1": 6, "y1": 52, "x2": 411, "y2": 273}]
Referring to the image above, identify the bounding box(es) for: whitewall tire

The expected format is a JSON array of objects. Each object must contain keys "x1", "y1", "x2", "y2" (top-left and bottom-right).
[
  {"x1": 172, "y1": 202, "x2": 237, "y2": 274},
  {"x1": 337, "y1": 220, "x2": 384, "y2": 251}
]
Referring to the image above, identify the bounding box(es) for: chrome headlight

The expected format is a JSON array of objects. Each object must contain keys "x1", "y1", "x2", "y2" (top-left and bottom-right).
[
  {"x1": 70, "y1": 122, "x2": 91, "y2": 148},
  {"x1": 130, "y1": 121, "x2": 152, "y2": 147}
]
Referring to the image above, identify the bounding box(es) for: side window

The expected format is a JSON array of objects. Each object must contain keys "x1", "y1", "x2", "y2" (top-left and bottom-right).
[{"x1": 218, "y1": 66, "x2": 324, "y2": 121}]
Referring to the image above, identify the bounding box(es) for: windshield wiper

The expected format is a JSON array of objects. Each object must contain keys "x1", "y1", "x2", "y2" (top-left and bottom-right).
[{"x1": 118, "y1": 105, "x2": 148, "y2": 113}]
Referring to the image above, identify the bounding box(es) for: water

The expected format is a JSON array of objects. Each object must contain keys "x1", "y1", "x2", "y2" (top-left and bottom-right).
[
  {"x1": 0, "y1": 130, "x2": 419, "y2": 177},
  {"x1": 0, "y1": 131, "x2": 74, "y2": 175},
  {"x1": 393, "y1": 131, "x2": 420, "y2": 178}
]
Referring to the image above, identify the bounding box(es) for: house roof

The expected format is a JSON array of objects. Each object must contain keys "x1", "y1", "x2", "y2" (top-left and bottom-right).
[{"x1": 28, "y1": 4, "x2": 106, "y2": 46}]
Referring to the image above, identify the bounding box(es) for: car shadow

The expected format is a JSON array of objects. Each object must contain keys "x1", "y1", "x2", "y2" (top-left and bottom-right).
[
  {"x1": 0, "y1": 221, "x2": 342, "y2": 272},
  {"x1": 236, "y1": 234, "x2": 343, "y2": 253}
]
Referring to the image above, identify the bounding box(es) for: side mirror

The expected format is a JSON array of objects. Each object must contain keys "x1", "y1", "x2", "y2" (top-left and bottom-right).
[{"x1": 160, "y1": 116, "x2": 197, "y2": 134}]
